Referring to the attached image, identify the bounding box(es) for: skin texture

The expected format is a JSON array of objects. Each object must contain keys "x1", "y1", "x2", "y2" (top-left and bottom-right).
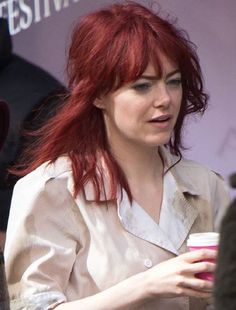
[{"x1": 96, "y1": 56, "x2": 182, "y2": 151}]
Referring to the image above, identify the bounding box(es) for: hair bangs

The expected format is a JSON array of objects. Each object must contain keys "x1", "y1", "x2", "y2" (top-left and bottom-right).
[
  {"x1": 148, "y1": 28, "x2": 183, "y2": 78},
  {"x1": 107, "y1": 19, "x2": 185, "y2": 89},
  {"x1": 95, "y1": 22, "x2": 150, "y2": 94}
]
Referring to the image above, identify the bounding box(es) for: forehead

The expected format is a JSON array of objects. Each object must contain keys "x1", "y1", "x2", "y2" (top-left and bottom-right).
[{"x1": 144, "y1": 54, "x2": 179, "y2": 77}]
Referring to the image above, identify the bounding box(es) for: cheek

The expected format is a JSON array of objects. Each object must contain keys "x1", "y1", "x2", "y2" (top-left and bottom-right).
[
  {"x1": 113, "y1": 105, "x2": 136, "y2": 129},
  {"x1": 103, "y1": 99, "x2": 132, "y2": 129},
  {"x1": 173, "y1": 98, "x2": 183, "y2": 124},
  {"x1": 177, "y1": 100, "x2": 182, "y2": 113},
  {"x1": 173, "y1": 92, "x2": 182, "y2": 112},
  {"x1": 112, "y1": 97, "x2": 144, "y2": 123}
]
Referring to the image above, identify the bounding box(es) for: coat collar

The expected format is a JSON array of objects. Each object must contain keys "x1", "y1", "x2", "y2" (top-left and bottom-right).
[
  {"x1": 83, "y1": 147, "x2": 200, "y2": 255},
  {"x1": 117, "y1": 189, "x2": 179, "y2": 255},
  {"x1": 117, "y1": 164, "x2": 199, "y2": 256},
  {"x1": 84, "y1": 147, "x2": 199, "y2": 255},
  {"x1": 159, "y1": 146, "x2": 200, "y2": 196}
]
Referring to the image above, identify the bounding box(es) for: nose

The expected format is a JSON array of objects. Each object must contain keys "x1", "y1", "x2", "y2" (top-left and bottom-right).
[{"x1": 153, "y1": 84, "x2": 171, "y2": 109}]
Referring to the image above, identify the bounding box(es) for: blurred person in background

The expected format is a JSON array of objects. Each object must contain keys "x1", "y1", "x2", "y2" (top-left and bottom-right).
[
  {"x1": 214, "y1": 173, "x2": 236, "y2": 310},
  {"x1": 0, "y1": 17, "x2": 65, "y2": 247}
]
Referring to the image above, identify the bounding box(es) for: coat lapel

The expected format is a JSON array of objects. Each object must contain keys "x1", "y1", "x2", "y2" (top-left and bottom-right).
[
  {"x1": 159, "y1": 170, "x2": 199, "y2": 252},
  {"x1": 83, "y1": 147, "x2": 200, "y2": 255},
  {"x1": 117, "y1": 190, "x2": 178, "y2": 255}
]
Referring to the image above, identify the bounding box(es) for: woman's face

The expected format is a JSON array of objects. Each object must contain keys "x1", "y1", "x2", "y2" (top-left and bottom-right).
[{"x1": 96, "y1": 55, "x2": 182, "y2": 150}]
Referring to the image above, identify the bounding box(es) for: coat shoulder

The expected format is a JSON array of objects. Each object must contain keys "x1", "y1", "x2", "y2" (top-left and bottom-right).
[
  {"x1": 15, "y1": 156, "x2": 73, "y2": 194},
  {"x1": 177, "y1": 157, "x2": 224, "y2": 182},
  {"x1": 173, "y1": 157, "x2": 229, "y2": 199}
]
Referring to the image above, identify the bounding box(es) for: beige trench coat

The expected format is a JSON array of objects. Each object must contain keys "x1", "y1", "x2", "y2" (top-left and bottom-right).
[{"x1": 5, "y1": 147, "x2": 230, "y2": 309}]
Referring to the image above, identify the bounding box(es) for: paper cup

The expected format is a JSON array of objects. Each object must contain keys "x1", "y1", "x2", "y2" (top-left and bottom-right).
[{"x1": 187, "y1": 232, "x2": 219, "y2": 281}]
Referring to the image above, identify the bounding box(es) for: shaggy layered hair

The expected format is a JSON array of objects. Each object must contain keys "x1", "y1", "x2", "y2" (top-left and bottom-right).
[{"x1": 12, "y1": 2, "x2": 208, "y2": 201}]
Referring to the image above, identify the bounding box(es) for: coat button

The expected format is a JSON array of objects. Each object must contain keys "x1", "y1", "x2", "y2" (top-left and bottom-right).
[{"x1": 144, "y1": 258, "x2": 153, "y2": 268}]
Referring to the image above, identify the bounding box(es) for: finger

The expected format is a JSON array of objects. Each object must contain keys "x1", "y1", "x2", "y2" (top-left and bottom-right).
[
  {"x1": 182, "y1": 277, "x2": 214, "y2": 292},
  {"x1": 178, "y1": 286, "x2": 212, "y2": 298},
  {"x1": 180, "y1": 249, "x2": 217, "y2": 263},
  {"x1": 184, "y1": 261, "x2": 216, "y2": 275}
]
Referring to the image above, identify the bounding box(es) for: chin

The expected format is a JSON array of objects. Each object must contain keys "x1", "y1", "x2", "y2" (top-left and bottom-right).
[{"x1": 145, "y1": 135, "x2": 171, "y2": 147}]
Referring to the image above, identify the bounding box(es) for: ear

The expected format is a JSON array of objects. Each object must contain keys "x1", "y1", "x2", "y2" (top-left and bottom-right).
[{"x1": 94, "y1": 97, "x2": 106, "y2": 110}]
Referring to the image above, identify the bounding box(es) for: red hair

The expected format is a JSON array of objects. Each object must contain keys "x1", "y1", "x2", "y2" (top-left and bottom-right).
[{"x1": 12, "y1": 2, "x2": 208, "y2": 201}]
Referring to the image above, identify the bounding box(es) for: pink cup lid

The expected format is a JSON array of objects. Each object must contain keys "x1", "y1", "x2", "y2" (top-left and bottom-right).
[{"x1": 187, "y1": 232, "x2": 219, "y2": 247}]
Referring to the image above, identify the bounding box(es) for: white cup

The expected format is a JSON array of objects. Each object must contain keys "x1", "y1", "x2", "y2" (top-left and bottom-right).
[
  {"x1": 187, "y1": 232, "x2": 219, "y2": 281},
  {"x1": 187, "y1": 232, "x2": 219, "y2": 247}
]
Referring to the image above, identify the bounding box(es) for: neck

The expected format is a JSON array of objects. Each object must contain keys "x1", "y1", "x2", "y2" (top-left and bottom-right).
[{"x1": 108, "y1": 138, "x2": 164, "y2": 185}]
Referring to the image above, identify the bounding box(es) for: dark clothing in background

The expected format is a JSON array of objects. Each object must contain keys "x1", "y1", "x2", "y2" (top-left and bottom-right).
[
  {"x1": 214, "y1": 196, "x2": 236, "y2": 310},
  {"x1": 0, "y1": 18, "x2": 65, "y2": 231},
  {"x1": 0, "y1": 100, "x2": 10, "y2": 309},
  {"x1": 0, "y1": 100, "x2": 9, "y2": 151}
]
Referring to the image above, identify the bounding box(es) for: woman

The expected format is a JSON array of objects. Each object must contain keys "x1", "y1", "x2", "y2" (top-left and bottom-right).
[{"x1": 5, "y1": 2, "x2": 229, "y2": 309}]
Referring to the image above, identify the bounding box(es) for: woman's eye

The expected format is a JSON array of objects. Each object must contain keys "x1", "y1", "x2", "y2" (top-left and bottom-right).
[
  {"x1": 167, "y1": 78, "x2": 182, "y2": 87},
  {"x1": 132, "y1": 83, "x2": 152, "y2": 92}
]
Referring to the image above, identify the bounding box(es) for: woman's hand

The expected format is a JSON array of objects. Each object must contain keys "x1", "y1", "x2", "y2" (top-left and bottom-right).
[
  {"x1": 145, "y1": 249, "x2": 217, "y2": 299},
  {"x1": 55, "y1": 249, "x2": 217, "y2": 310}
]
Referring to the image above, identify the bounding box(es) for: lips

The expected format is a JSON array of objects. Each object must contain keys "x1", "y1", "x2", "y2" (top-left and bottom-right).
[{"x1": 148, "y1": 114, "x2": 171, "y2": 123}]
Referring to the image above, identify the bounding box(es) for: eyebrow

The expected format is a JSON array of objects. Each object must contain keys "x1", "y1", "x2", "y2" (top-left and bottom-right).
[{"x1": 140, "y1": 69, "x2": 181, "y2": 80}]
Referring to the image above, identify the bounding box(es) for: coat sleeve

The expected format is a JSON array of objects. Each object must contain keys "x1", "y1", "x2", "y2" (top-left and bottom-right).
[{"x1": 4, "y1": 166, "x2": 81, "y2": 310}]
